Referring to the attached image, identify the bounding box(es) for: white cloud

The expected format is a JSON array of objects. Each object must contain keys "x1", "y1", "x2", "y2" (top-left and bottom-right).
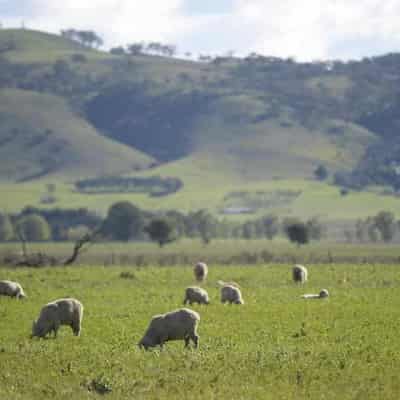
[{"x1": 2, "y1": 0, "x2": 400, "y2": 60}]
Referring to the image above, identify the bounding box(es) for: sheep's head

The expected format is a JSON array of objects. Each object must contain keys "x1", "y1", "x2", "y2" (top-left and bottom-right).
[
  {"x1": 138, "y1": 336, "x2": 155, "y2": 350},
  {"x1": 319, "y1": 289, "x2": 329, "y2": 298},
  {"x1": 18, "y1": 292, "x2": 27, "y2": 299}
]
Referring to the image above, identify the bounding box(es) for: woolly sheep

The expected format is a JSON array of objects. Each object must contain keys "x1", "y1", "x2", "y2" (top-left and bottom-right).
[
  {"x1": 194, "y1": 262, "x2": 208, "y2": 282},
  {"x1": 31, "y1": 298, "x2": 83, "y2": 338},
  {"x1": 292, "y1": 264, "x2": 308, "y2": 284},
  {"x1": 138, "y1": 308, "x2": 200, "y2": 350},
  {"x1": 0, "y1": 280, "x2": 26, "y2": 299},
  {"x1": 220, "y1": 284, "x2": 244, "y2": 304},
  {"x1": 183, "y1": 286, "x2": 210, "y2": 305},
  {"x1": 301, "y1": 289, "x2": 329, "y2": 299}
]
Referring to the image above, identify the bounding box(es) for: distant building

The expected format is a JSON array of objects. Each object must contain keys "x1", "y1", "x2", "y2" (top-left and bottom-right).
[{"x1": 221, "y1": 207, "x2": 254, "y2": 215}]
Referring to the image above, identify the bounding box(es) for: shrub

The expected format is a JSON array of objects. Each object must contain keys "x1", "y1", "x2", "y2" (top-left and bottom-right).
[
  {"x1": 102, "y1": 202, "x2": 145, "y2": 241},
  {"x1": 0, "y1": 213, "x2": 14, "y2": 241},
  {"x1": 16, "y1": 214, "x2": 51, "y2": 241}
]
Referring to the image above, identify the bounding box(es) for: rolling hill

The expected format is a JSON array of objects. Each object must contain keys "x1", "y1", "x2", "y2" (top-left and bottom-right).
[{"x1": 1, "y1": 28, "x2": 400, "y2": 219}]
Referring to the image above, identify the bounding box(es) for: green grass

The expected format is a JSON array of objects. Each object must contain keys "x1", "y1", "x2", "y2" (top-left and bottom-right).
[
  {"x1": 2, "y1": 177, "x2": 400, "y2": 222},
  {"x1": 1, "y1": 263, "x2": 400, "y2": 399},
  {"x1": 2, "y1": 240, "x2": 400, "y2": 265}
]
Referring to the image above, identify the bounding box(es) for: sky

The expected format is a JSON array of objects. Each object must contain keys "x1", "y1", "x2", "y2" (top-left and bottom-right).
[{"x1": 1, "y1": 0, "x2": 400, "y2": 61}]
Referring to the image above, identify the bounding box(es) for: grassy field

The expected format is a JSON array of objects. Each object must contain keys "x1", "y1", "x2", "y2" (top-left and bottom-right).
[
  {"x1": 3, "y1": 239, "x2": 400, "y2": 265},
  {"x1": 1, "y1": 263, "x2": 400, "y2": 399}
]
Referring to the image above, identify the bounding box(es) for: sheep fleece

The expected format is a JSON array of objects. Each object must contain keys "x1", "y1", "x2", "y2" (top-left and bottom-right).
[
  {"x1": 139, "y1": 308, "x2": 200, "y2": 349},
  {"x1": 32, "y1": 298, "x2": 83, "y2": 338},
  {"x1": 184, "y1": 286, "x2": 209, "y2": 305},
  {"x1": 0, "y1": 280, "x2": 26, "y2": 299}
]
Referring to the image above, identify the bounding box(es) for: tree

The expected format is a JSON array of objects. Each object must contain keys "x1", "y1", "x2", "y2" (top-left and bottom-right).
[
  {"x1": 306, "y1": 217, "x2": 324, "y2": 240},
  {"x1": 127, "y1": 43, "x2": 144, "y2": 55},
  {"x1": 314, "y1": 164, "x2": 328, "y2": 180},
  {"x1": 102, "y1": 201, "x2": 144, "y2": 241},
  {"x1": 145, "y1": 218, "x2": 175, "y2": 247},
  {"x1": 260, "y1": 215, "x2": 279, "y2": 239},
  {"x1": 16, "y1": 214, "x2": 51, "y2": 241},
  {"x1": 285, "y1": 222, "x2": 309, "y2": 246},
  {"x1": 374, "y1": 211, "x2": 396, "y2": 242},
  {"x1": 196, "y1": 210, "x2": 217, "y2": 245},
  {"x1": 0, "y1": 213, "x2": 13, "y2": 241}
]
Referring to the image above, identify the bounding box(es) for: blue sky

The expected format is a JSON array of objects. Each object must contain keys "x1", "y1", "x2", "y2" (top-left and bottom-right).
[{"x1": 1, "y1": 0, "x2": 400, "y2": 61}]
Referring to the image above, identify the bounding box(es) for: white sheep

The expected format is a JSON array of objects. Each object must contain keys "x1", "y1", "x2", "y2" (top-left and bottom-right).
[
  {"x1": 292, "y1": 264, "x2": 308, "y2": 284},
  {"x1": 301, "y1": 289, "x2": 329, "y2": 299},
  {"x1": 0, "y1": 280, "x2": 26, "y2": 299},
  {"x1": 183, "y1": 286, "x2": 210, "y2": 305},
  {"x1": 220, "y1": 284, "x2": 244, "y2": 304},
  {"x1": 138, "y1": 308, "x2": 200, "y2": 350},
  {"x1": 31, "y1": 298, "x2": 83, "y2": 338},
  {"x1": 194, "y1": 262, "x2": 208, "y2": 282}
]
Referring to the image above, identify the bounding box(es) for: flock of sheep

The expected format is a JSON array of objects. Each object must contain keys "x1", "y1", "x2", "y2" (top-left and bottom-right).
[{"x1": 0, "y1": 262, "x2": 329, "y2": 349}]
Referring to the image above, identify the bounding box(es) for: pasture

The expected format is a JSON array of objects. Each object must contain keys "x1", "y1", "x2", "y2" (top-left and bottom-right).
[{"x1": 1, "y1": 263, "x2": 400, "y2": 399}]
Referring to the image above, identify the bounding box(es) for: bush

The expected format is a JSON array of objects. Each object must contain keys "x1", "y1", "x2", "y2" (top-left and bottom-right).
[
  {"x1": 0, "y1": 213, "x2": 14, "y2": 241},
  {"x1": 16, "y1": 214, "x2": 51, "y2": 241},
  {"x1": 314, "y1": 165, "x2": 328, "y2": 180},
  {"x1": 102, "y1": 201, "x2": 144, "y2": 241},
  {"x1": 284, "y1": 221, "x2": 309, "y2": 246},
  {"x1": 145, "y1": 218, "x2": 176, "y2": 247}
]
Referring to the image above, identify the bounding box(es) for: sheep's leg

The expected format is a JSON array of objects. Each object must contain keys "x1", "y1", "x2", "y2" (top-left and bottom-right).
[
  {"x1": 192, "y1": 334, "x2": 199, "y2": 348},
  {"x1": 71, "y1": 321, "x2": 81, "y2": 336},
  {"x1": 183, "y1": 297, "x2": 188, "y2": 305},
  {"x1": 184, "y1": 336, "x2": 190, "y2": 348}
]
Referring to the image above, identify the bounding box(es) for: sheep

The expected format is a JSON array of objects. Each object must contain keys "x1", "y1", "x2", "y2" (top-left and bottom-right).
[
  {"x1": 0, "y1": 280, "x2": 26, "y2": 299},
  {"x1": 220, "y1": 284, "x2": 244, "y2": 304},
  {"x1": 292, "y1": 264, "x2": 308, "y2": 284},
  {"x1": 138, "y1": 308, "x2": 200, "y2": 350},
  {"x1": 183, "y1": 286, "x2": 210, "y2": 305},
  {"x1": 194, "y1": 262, "x2": 208, "y2": 282},
  {"x1": 31, "y1": 298, "x2": 83, "y2": 338},
  {"x1": 301, "y1": 289, "x2": 329, "y2": 299}
]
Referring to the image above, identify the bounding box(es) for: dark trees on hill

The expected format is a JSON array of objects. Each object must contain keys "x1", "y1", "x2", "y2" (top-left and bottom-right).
[
  {"x1": 60, "y1": 29, "x2": 103, "y2": 48},
  {"x1": 314, "y1": 165, "x2": 328, "y2": 181}
]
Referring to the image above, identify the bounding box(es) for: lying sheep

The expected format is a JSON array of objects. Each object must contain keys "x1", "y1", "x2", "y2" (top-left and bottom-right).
[
  {"x1": 31, "y1": 298, "x2": 83, "y2": 338},
  {"x1": 292, "y1": 264, "x2": 308, "y2": 284},
  {"x1": 138, "y1": 308, "x2": 200, "y2": 350},
  {"x1": 194, "y1": 262, "x2": 208, "y2": 282},
  {"x1": 0, "y1": 280, "x2": 26, "y2": 299},
  {"x1": 301, "y1": 289, "x2": 329, "y2": 299},
  {"x1": 220, "y1": 284, "x2": 244, "y2": 304},
  {"x1": 183, "y1": 286, "x2": 210, "y2": 305}
]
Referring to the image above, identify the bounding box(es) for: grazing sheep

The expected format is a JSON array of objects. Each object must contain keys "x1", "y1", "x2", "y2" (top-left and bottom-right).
[
  {"x1": 138, "y1": 308, "x2": 200, "y2": 350},
  {"x1": 0, "y1": 280, "x2": 26, "y2": 299},
  {"x1": 301, "y1": 289, "x2": 329, "y2": 299},
  {"x1": 31, "y1": 298, "x2": 83, "y2": 338},
  {"x1": 183, "y1": 286, "x2": 210, "y2": 305},
  {"x1": 194, "y1": 262, "x2": 208, "y2": 282},
  {"x1": 292, "y1": 264, "x2": 308, "y2": 284},
  {"x1": 220, "y1": 284, "x2": 244, "y2": 304}
]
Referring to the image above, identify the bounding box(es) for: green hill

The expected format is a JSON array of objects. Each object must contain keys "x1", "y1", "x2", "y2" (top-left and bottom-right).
[
  {"x1": 1, "y1": 28, "x2": 400, "y2": 219},
  {"x1": 0, "y1": 88, "x2": 153, "y2": 181}
]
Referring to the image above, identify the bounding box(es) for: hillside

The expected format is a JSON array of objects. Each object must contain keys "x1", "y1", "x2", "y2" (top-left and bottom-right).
[
  {"x1": 1, "y1": 28, "x2": 400, "y2": 218},
  {"x1": 0, "y1": 89, "x2": 154, "y2": 181}
]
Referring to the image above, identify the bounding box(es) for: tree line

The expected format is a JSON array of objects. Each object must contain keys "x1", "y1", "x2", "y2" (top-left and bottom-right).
[{"x1": 0, "y1": 202, "x2": 325, "y2": 246}]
